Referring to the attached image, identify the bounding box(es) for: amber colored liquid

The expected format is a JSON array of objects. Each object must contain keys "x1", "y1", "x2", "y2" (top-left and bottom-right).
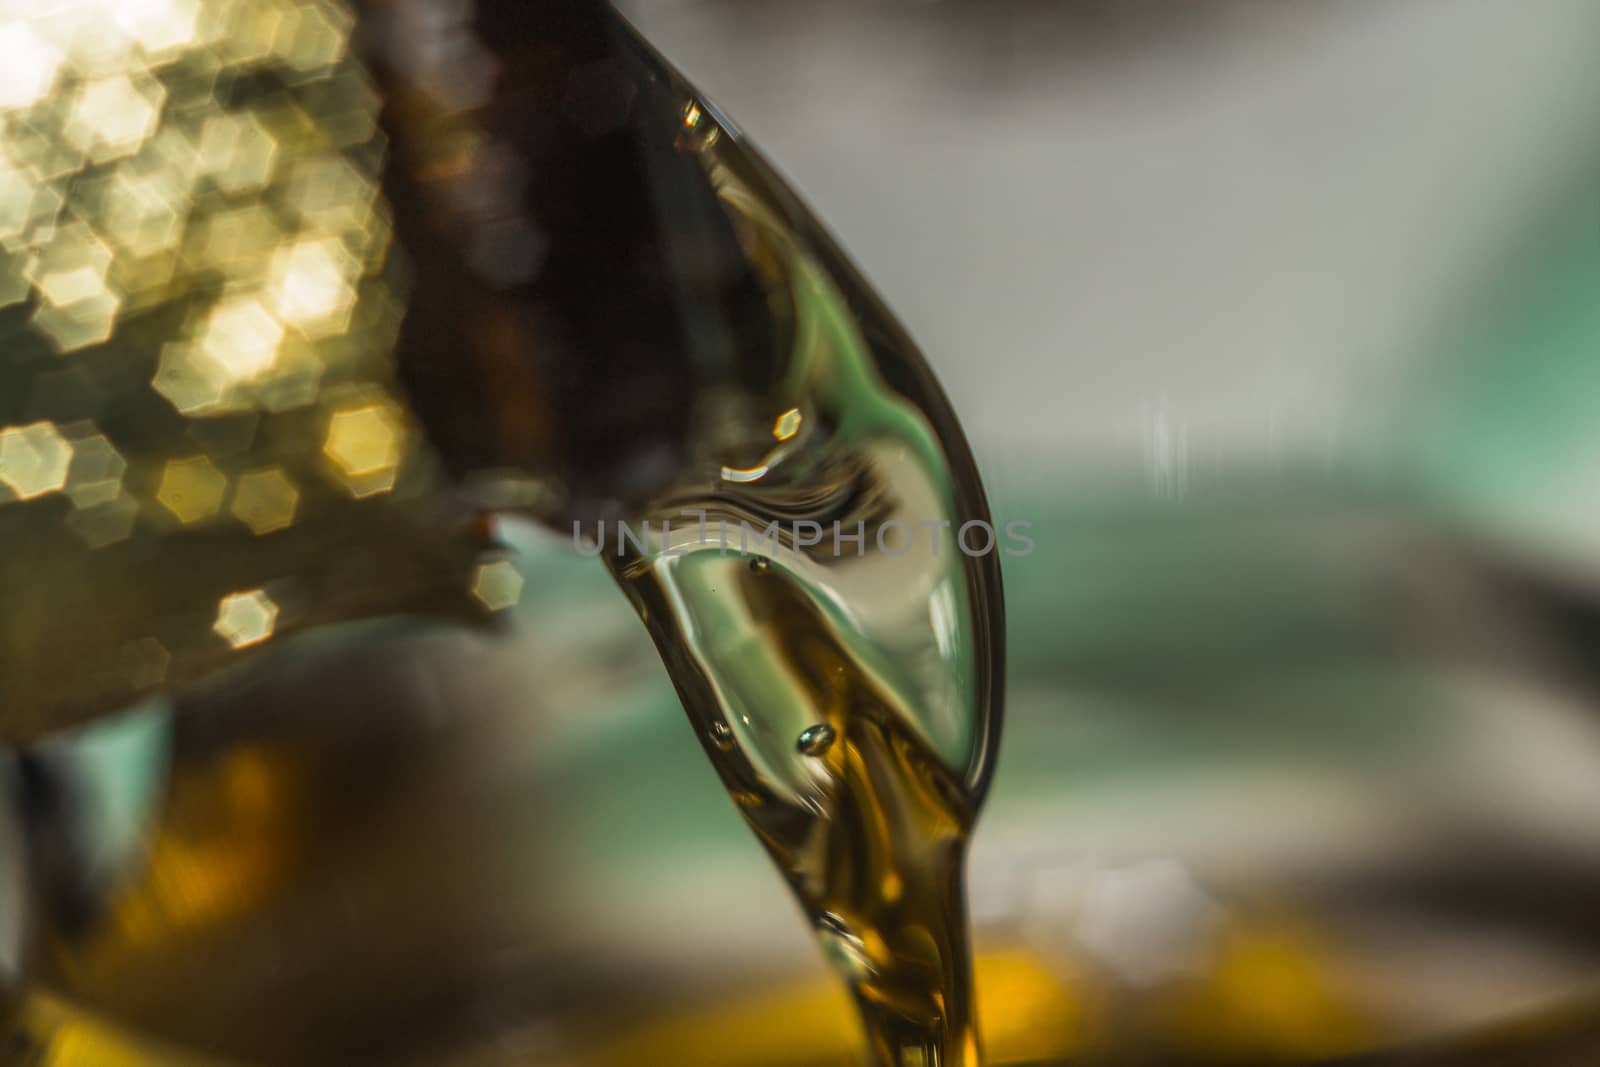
[{"x1": 597, "y1": 29, "x2": 1006, "y2": 1067}]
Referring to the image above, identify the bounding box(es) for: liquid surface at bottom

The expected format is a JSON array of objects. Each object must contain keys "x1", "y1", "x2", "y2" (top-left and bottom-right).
[{"x1": 8, "y1": 953, "x2": 1600, "y2": 1067}]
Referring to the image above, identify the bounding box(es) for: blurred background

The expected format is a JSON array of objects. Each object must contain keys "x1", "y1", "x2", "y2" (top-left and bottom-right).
[
  {"x1": 619, "y1": 0, "x2": 1600, "y2": 525},
  {"x1": 13, "y1": 0, "x2": 1600, "y2": 1064}
]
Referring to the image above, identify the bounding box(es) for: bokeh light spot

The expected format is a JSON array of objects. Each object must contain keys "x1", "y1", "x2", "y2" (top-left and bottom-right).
[
  {"x1": 156, "y1": 454, "x2": 227, "y2": 523},
  {"x1": 200, "y1": 296, "x2": 284, "y2": 386},
  {"x1": 231, "y1": 466, "x2": 299, "y2": 534},
  {"x1": 213, "y1": 588, "x2": 279, "y2": 649},
  {"x1": 0, "y1": 421, "x2": 75, "y2": 500},
  {"x1": 266, "y1": 237, "x2": 356, "y2": 336},
  {"x1": 323, "y1": 400, "x2": 405, "y2": 496},
  {"x1": 0, "y1": 23, "x2": 64, "y2": 110},
  {"x1": 470, "y1": 559, "x2": 525, "y2": 613}
]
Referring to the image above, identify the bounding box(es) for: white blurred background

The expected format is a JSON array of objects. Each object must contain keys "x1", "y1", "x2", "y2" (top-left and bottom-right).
[{"x1": 620, "y1": 0, "x2": 1600, "y2": 484}]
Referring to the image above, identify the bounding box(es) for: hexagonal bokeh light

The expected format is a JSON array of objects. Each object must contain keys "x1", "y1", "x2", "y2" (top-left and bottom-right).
[{"x1": 0, "y1": 0, "x2": 481, "y2": 741}]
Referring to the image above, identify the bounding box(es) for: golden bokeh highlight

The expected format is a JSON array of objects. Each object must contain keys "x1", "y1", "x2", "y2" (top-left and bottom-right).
[
  {"x1": 65, "y1": 74, "x2": 166, "y2": 163},
  {"x1": 772, "y1": 407, "x2": 802, "y2": 441},
  {"x1": 62, "y1": 429, "x2": 128, "y2": 508},
  {"x1": 156, "y1": 456, "x2": 227, "y2": 524},
  {"x1": 272, "y1": 0, "x2": 351, "y2": 72},
  {"x1": 0, "y1": 0, "x2": 488, "y2": 740},
  {"x1": 33, "y1": 290, "x2": 122, "y2": 352},
  {"x1": 323, "y1": 397, "x2": 406, "y2": 497},
  {"x1": 267, "y1": 237, "x2": 358, "y2": 336},
  {"x1": 212, "y1": 588, "x2": 279, "y2": 649},
  {"x1": 0, "y1": 0, "x2": 420, "y2": 510},
  {"x1": 116, "y1": 0, "x2": 204, "y2": 56},
  {"x1": 0, "y1": 421, "x2": 75, "y2": 500},
  {"x1": 200, "y1": 296, "x2": 285, "y2": 386},
  {"x1": 470, "y1": 559, "x2": 525, "y2": 613},
  {"x1": 230, "y1": 466, "x2": 299, "y2": 534},
  {"x1": 198, "y1": 112, "x2": 278, "y2": 195},
  {"x1": 0, "y1": 23, "x2": 64, "y2": 110}
]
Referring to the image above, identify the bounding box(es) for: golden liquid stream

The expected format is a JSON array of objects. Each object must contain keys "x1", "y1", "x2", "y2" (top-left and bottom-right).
[{"x1": 592, "y1": 29, "x2": 1008, "y2": 1066}]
